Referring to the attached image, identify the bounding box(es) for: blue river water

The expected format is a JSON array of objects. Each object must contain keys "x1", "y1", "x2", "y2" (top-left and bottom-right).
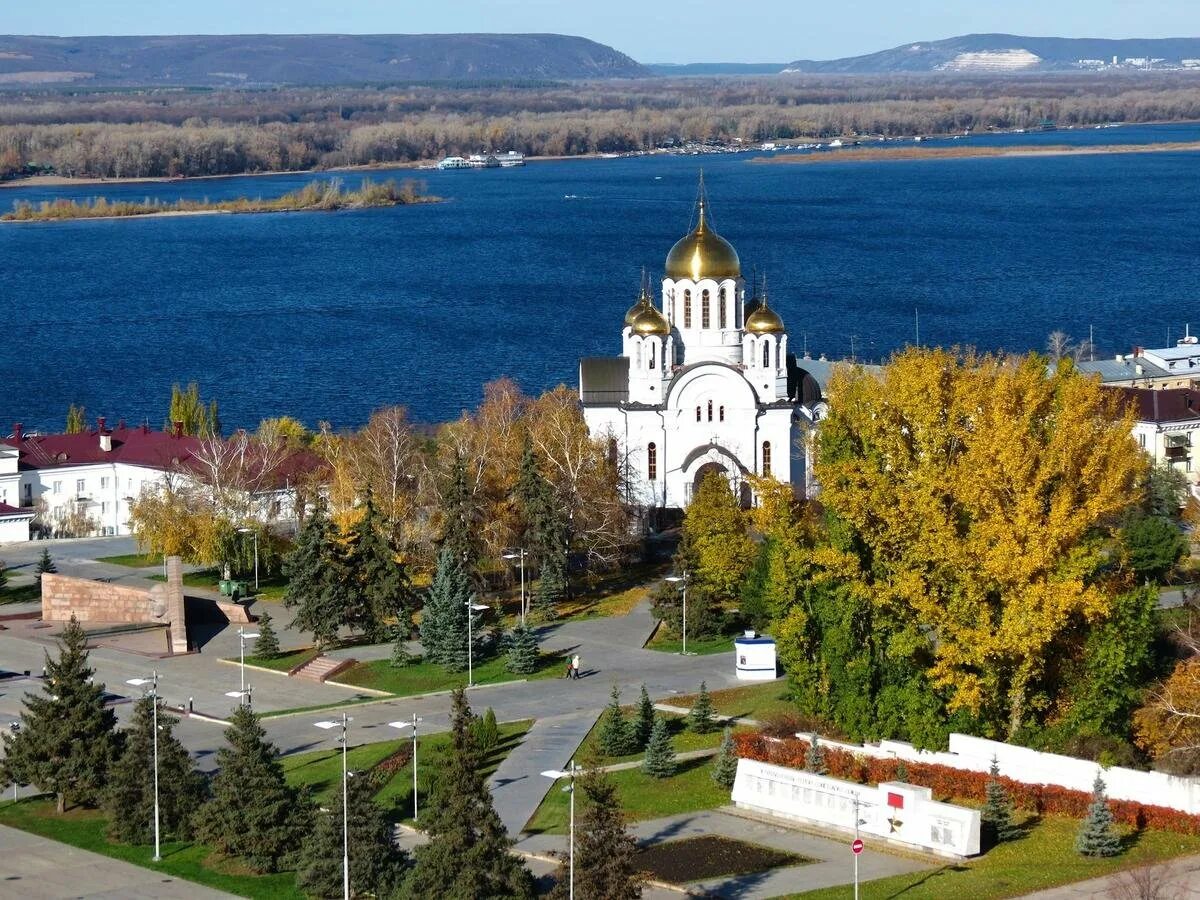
[{"x1": 3, "y1": 123, "x2": 1200, "y2": 432}]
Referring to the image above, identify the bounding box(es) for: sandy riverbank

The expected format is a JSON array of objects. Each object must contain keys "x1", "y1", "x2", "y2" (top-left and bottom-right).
[{"x1": 753, "y1": 141, "x2": 1200, "y2": 166}]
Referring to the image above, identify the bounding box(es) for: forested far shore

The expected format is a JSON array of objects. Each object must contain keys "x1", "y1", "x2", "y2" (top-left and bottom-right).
[
  {"x1": 1, "y1": 177, "x2": 436, "y2": 221},
  {"x1": 2, "y1": 74, "x2": 1200, "y2": 180}
]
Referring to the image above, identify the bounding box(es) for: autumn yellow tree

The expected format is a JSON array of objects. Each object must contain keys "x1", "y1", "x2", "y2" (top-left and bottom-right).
[
  {"x1": 682, "y1": 472, "x2": 754, "y2": 602},
  {"x1": 1134, "y1": 626, "x2": 1200, "y2": 774},
  {"x1": 813, "y1": 348, "x2": 1145, "y2": 737}
]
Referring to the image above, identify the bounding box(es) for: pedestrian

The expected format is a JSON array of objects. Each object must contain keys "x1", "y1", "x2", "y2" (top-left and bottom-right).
[
  {"x1": 564, "y1": 657, "x2": 573, "y2": 680},
  {"x1": 571, "y1": 653, "x2": 581, "y2": 680}
]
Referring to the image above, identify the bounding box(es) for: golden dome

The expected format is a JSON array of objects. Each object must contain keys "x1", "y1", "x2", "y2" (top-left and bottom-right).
[
  {"x1": 630, "y1": 298, "x2": 670, "y2": 336},
  {"x1": 624, "y1": 295, "x2": 645, "y2": 326},
  {"x1": 745, "y1": 288, "x2": 784, "y2": 334},
  {"x1": 665, "y1": 198, "x2": 741, "y2": 282}
]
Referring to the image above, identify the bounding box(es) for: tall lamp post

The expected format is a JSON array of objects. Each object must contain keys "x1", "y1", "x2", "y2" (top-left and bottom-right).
[
  {"x1": 387, "y1": 715, "x2": 423, "y2": 821},
  {"x1": 237, "y1": 626, "x2": 260, "y2": 703},
  {"x1": 465, "y1": 600, "x2": 489, "y2": 687},
  {"x1": 314, "y1": 713, "x2": 352, "y2": 900},
  {"x1": 501, "y1": 548, "x2": 527, "y2": 626},
  {"x1": 664, "y1": 572, "x2": 691, "y2": 655},
  {"x1": 540, "y1": 761, "x2": 580, "y2": 900},
  {"x1": 125, "y1": 671, "x2": 161, "y2": 862},
  {"x1": 237, "y1": 526, "x2": 259, "y2": 591}
]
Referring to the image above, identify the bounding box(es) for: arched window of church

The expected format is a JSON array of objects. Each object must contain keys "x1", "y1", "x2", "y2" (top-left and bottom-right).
[
  {"x1": 701, "y1": 290, "x2": 711, "y2": 329},
  {"x1": 763, "y1": 341, "x2": 771, "y2": 368},
  {"x1": 762, "y1": 441, "x2": 772, "y2": 477},
  {"x1": 647, "y1": 443, "x2": 657, "y2": 480},
  {"x1": 696, "y1": 405, "x2": 702, "y2": 422},
  {"x1": 707, "y1": 399, "x2": 713, "y2": 422},
  {"x1": 684, "y1": 290, "x2": 692, "y2": 328},
  {"x1": 649, "y1": 342, "x2": 656, "y2": 369},
  {"x1": 635, "y1": 342, "x2": 642, "y2": 369},
  {"x1": 719, "y1": 287, "x2": 727, "y2": 328},
  {"x1": 719, "y1": 405, "x2": 725, "y2": 422}
]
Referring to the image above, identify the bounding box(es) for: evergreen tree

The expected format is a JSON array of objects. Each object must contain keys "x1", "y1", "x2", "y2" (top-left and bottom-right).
[
  {"x1": 254, "y1": 610, "x2": 280, "y2": 659},
  {"x1": 550, "y1": 768, "x2": 644, "y2": 900},
  {"x1": 633, "y1": 684, "x2": 655, "y2": 749},
  {"x1": 1075, "y1": 774, "x2": 1122, "y2": 858},
  {"x1": 642, "y1": 716, "x2": 677, "y2": 778},
  {"x1": 473, "y1": 707, "x2": 499, "y2": 753},
  {"x1": 805, "y1": 735, "x2": 828, "y2": 776},
  {"x1": 347, "y1": 495, "x2": 416, "y2": 642},
  {"x1": 419, "y1": 546, "x2": 478, "y2": 672},
  {"x1": 439, "y1": 453, "x2": 482, "y2": 577},
  {"x1": 296, "y1": 773, "x2": 406, "y2": 899},
  {"x1": 399, "y1": 689, "x2": 534, "y2": 899},
  {"x1": 105, "y1": 695, "x2": 207, "y2": 844},
  {"x1": 35, "y1": 547, "x2": 57, "y2": 582},
  {"x1": 391, "y1": 634, "x2": 416, "y2": 668},
  {"x1": 711, "y1": 727, "x2": 740, "y2": 789},
  {"x1": 980, "y1": 756, "x2": 1020, "y2": 846},
  {"x1": 534, "y1": 553, "x2": 567, "y2": 621},
  {"x1": 65, "y1": 403, "x2": 86, "y2": 434},
  {"x1": 505, "y1": 623, "x2": 540, "y2": 674},
  {"x1": 0, "y1": 615, "x2": 118, "y2": 813},
  {"x1": 688, "y1": 681, "x2": 718, "y2": 733},
  {"x1": 194, "y1": 706, "x2": 312, "y2": 873},
  {"x1": 283, "y1": 503, "x2": 348, "y2": 649},
  {"x1": 598, "y1": 685, "x2": 636, "y2": 757}
]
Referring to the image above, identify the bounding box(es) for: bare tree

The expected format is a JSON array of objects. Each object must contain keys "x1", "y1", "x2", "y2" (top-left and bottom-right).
[{"x1": 1107, "y1": 861, "x2": 1187, "y2": 900}]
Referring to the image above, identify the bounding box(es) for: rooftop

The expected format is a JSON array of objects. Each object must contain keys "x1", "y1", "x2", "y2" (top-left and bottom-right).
[{"x1": 1112, "y1": 387, "x2": 1200, "y2": 424}]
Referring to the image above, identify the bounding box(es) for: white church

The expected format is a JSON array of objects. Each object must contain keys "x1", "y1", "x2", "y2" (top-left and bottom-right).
[{"x1": 580, "y1": 186, "x2": 828, "y2": 511}]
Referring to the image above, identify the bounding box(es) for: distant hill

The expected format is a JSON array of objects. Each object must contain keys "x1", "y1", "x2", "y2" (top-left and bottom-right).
[
  {"x1": 0, "y1": 33, "x2": 648, "y2": 86},
  {"x1": 646, "y1": 63, "x2": 787, "y2": 76},
  {"x1": 785, "y1": 34, "x2": 1200, "y2": 73}
]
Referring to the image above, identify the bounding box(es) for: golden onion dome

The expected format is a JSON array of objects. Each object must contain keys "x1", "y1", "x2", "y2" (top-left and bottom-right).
[
  {"x1": 631, "y1": 300, "x2": 670, "y2": 336},
  {"x1": 624, "y1": 296, "x2": 644, "y2": 326},
  {"x1": 745, "y1": 288, "x2": 785, "y2": 334},
  {"x1": 665, "y1": 198, "x2": 741, "y2": 282}
]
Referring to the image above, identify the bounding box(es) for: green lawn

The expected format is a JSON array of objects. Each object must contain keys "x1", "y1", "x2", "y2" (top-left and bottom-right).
[
  {"x1": 0, "y1": 570, "x2": 39, "y2": 604},
  {"x1": 96, "y1": 553, "x2": 163, "y2": 568},
  {"x1": 148, "y1": 567, "x2": 290, "y2": 602},
  {"x1": 786, "y1": 814, "x2": 1200, "y2": 900},
  {"x1": 672, "y1": 680, "x2": 797, "y2": 722},
  {"x1": 0, "y1": 799, "x2": 302, "y2": 899},
  {"x1": 282, "y1": 720, "x2": 533, "y2": 823},
  {"x1": 646, "y1": 627, "x2": 734, "y2": 656},
  {"x1": 336, "y1": 651, "x2": 562, "y2": 697},
  {"x1": 237, "y1": 647, "x2": 319, "y2": 673},
  {"x1": 574, "y1": 709, "x2": 736, "y2": 765},
  {"x1": 524, "y1": 754, "x2": 730, "y2": 834}
]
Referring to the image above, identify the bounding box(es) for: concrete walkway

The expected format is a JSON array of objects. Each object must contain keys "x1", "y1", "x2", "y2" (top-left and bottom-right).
[
  {"x1": 0, "y1": 824, "x2": 236, "y2": 899},
  {"x1": 515, "y1": 809, "x2": 932, "y2": 899},
  {"x1": 1022, "y1": 854, "x2": 1200, "y2": 898}
]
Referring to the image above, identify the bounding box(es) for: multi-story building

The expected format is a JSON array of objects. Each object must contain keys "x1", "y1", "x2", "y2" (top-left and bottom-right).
[
  {"x1": 1076, "y1": 340, "x2": 1200, "y2": 390},
  {"x1": 1113, "y1": 387, "x2": 1200, "y2": 492}
]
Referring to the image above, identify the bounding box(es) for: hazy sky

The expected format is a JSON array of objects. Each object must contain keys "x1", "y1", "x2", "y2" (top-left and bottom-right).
[{"x1": 11, "y1": 0, "x2": 1200, "y2": 64}]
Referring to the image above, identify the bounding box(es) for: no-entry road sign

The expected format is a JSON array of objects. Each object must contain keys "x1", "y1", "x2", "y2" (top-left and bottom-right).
[{"x1": 852, "y1": 838, "x2": 864, "y2": 855}]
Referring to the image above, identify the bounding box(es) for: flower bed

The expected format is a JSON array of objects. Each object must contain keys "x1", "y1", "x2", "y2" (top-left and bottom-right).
[
  {"x1": 733, "y1": 732, "x2": 1200, "y2": 836},
  {"x1": 635, "y1": 835, "x2": 808, "y2": 883}
]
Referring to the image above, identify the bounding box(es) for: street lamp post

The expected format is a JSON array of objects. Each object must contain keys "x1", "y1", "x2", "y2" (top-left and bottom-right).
[
  {"x1": 465, "y1": 600, "x2": 489, "y2": 687},
  {"x1": 125, "y1": 671, "x2": 161, "y2": 862},
  {"x1": 501, "y1": 548, "x2": 527, "y2": 626},
  {"x1": 237, "y1": 626, "x2": 260, "y2": 703},
  {"x1": 387, "y1": 715, "x2": 423, "y2": 821},
  {"x1": 664, "y1": 572, "x2": 691, "y2": 655},
  {"x1": 237, "y1": 526, "x2": 259, "y2": 591},
  {"x1": 540, "y1": 761, "x2": 580, "y2": 900},
  {"x1": 315, "y1": 714, "x2": 352, "y2": 900}
]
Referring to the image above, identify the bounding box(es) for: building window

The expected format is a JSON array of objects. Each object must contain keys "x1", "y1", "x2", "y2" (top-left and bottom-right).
[
  {"x1": 649, "y1": 344, "x2": 656, "y2": 369},
  {"x1": 53, "y1": 481, "x2": 62, "y2": 495},
  {"x1": 684, "y1": 290, "x2": 692, "y2": 328},
  {"x1": 1138, "y1": 433, "x2": 1147, "y2": 448},
  {"x1": 101, "y1": 501, "x2": 108, "y2": 515},
  {"x1": 719, "y1": 405, "x2": 725, "y2": 422},
  {"x1": 707, "y1": 399, "x2": 714, "y2": 422},
  {"x1": 607, "y1": 438, "x2": 619, "y2": 468},
  {"x1": 719, "y1": 288, "x2": 727, "y2": 328},
  {"x1": 763, "y1": 342, "x2": 771, "y2": 368},
  {"x1": 696, "y1": 405, "x2": 702, "y2": 422},
  {"x1": 648, "y1": 442, "x2": 657, "y2": 480},
  {"x1": 762, "y1": 441, "x2": 772, "y2": 477},
  {"x1": 701, "y1": 290, "x2": 711, "y2": 329},
  {"x1": 75, "y1": 479, "x2": 85, "y2": 494},
  {"x1": 100, "y1": 476, "x2": 109, "y2": 489}
]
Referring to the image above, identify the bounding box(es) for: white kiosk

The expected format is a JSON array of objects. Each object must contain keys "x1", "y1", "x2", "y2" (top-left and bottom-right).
[{"x1": 734, "y1": 631, "x2": 777, "y2": 681}]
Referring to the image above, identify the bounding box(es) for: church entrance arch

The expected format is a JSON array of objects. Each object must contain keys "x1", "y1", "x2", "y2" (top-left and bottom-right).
[{"x1": 692, "y1": 461, "x2": 727, "y2": 497}]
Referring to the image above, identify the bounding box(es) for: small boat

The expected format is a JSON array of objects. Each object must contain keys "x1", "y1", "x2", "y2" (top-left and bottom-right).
[{"x1": 437, "y1": 156, "x2": 470, "y2": 170}]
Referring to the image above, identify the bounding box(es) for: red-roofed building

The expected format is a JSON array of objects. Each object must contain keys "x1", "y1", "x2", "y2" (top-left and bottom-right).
[
  {"x1": 1112, "y1": 387, "x2": 1200, "y2": 495},
  {"x1": 1, "y1": 419, "x2": 328, "y2": 542}
]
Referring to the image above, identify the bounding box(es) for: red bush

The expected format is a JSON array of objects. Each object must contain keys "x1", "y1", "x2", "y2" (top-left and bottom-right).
[{"x1": 732, "y1": 732, "x2": 1200, "y2": 836}]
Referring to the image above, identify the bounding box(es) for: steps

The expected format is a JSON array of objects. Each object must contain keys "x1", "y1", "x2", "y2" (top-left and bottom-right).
[{"x1": 290, "y1": 654, "x2": 356, "y2": 682}]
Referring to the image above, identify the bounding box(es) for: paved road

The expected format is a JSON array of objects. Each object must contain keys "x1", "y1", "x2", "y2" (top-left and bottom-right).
[
  {"x1": 1021, "y1": 855, "x2": 1200, "y2": 898},
  {"x1": 0, "y1": 824, "x2": 237, "y2": 899}
]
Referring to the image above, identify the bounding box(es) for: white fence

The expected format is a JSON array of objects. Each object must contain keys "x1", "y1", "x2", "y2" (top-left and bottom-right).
[{"x1": 800, "y1": 732, "x2": 1200, "y2": 815}]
